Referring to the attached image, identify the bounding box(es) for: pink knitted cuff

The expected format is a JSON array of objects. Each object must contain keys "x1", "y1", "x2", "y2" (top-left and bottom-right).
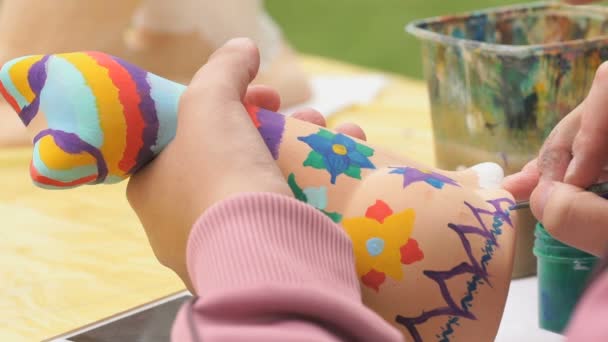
[{"x1": 186, "y1": 193, "x2": 361, "y2": 299}]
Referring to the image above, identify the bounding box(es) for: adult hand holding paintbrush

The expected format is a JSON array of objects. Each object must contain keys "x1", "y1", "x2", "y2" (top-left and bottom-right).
[
  {"x1": 506, "y1": 0, "x2": 607, "y2": 257},
  {"x1": 503, "y1": 58, "x2": 608, "y2": 257},
  {"x1": 504, "y1": 6, "x2": 608, "y2": 338}
]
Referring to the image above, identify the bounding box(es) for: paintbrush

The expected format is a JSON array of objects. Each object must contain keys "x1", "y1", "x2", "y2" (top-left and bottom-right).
[{"x1": 510, "y1": 181, "x2": 608, "y2": 210}]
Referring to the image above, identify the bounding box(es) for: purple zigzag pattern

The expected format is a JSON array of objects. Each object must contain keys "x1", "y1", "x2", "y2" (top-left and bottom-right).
[
  {"x1": 395, "y1": 198, "x2": 514, "y2": 342},
  {"x1": 436, "y1": 207, "x2": 509, "y2": 341}
]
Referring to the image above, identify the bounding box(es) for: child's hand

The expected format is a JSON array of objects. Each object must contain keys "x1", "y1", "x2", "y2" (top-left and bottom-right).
[
  {"x1": 503, "y1": 63, "x2": 608, "y2": 256},
  {"x1": 126, "y1": 38, "x2": 366, "y2": 291}
]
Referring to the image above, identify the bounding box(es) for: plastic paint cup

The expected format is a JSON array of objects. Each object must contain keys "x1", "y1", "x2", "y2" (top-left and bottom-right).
[
  {"x1": 407, "y1": 1, "x2": 608, "y2": 279},
  {"x1": 533, "y1": 223, "x2": 598, "y2": 334},
  {"x1": 406, "y1": 1, "x2": 608, "y2": 174}
]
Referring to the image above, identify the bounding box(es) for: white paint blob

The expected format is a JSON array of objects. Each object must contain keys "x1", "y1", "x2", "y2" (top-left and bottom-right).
[{"x1": 471, "y1": 162, "x2": 505, "y2": 190}]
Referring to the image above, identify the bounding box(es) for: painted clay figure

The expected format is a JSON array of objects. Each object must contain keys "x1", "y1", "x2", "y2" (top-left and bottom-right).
[
  {"x1": 0, "y1": 0, "x2": 310, "y2": 146},
  {"x1": 0, "y1": 52, "x2": 517, "y2": 342}
]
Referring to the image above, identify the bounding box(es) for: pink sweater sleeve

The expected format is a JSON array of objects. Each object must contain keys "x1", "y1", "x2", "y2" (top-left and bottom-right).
[{"x1": 171, "y1": 193, "x2": 403, "y2": 342}]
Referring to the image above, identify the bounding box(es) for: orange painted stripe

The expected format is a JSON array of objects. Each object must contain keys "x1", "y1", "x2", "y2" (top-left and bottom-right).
[
  {"x1": 0, "y1": 77, "x2": 21, "y2": 114},
  {"x1": 245, "y1": 104, "x2": 261, "y2": 128},
  {"x1": 30, "y1": 161, "x2": 97, "y2": 187},
  {"x1": 86, "y1": 51, "x2": 144, "y2": 173}
]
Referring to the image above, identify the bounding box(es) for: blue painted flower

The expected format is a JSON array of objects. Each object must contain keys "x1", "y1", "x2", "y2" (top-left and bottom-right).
[{"x1": 298, "y1": 129, "x2": 375, "y2": 184}]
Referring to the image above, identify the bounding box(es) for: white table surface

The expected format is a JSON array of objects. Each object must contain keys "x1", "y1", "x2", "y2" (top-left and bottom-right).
[{"x1": 496, "y1": 277, "x2": 564, "y2": 341}]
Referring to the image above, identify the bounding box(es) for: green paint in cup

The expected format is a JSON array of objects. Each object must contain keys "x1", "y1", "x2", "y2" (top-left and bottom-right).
[{"x1": 533, "y1": 223, "x2": 598, "y2": 334}]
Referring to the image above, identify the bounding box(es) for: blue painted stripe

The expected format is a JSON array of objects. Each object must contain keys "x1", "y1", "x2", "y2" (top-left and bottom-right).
[
  {"x1": 41, "y1": 56, "x2": 104, "y2": 148},
  {"x1": 147, "y1": 73, "x2": 184, "y2": 154}
]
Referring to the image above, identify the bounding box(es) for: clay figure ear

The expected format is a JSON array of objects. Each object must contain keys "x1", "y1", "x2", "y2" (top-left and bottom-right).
[
  {"x1": 0, "y1": 55, "x2": 49, "y2": 127},
  {"x1": 30, "y1": 128, "x2": 102, "y2": 189}
]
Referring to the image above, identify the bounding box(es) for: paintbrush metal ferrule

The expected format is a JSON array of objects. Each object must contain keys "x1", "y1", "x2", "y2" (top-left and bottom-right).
[{"x1": 509, "y1": 201, "x2": 530, "y2": 210}]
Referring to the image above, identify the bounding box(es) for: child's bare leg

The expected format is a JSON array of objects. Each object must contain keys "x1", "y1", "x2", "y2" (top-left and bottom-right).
[
  {"x1": 196, "y1": 0, "x2": 311, "y2": 107},
  {"x1": 128, "y1": 0, "x2": 310, "y2": 106},
  {"x1": 0, "y1": 0, "x2": 309, "y2": 147},
  {"x1": 0, "y1": 0, "x2": 138, "y2": 58},
  {"x1": 124, "y1": 0, "x2": 214, "y2": 84}
]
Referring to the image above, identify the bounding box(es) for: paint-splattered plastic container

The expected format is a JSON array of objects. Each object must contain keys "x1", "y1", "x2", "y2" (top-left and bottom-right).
[
  {"x1": 534, "y1": 223, "x2": 598, "y2": 334},
  {"x1": 407, "y1": 1, "x2": 608, "y2": 278}
]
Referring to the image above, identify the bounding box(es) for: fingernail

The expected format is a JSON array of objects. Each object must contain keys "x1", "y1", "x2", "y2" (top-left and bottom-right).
[
  {"x1": 225, "y1": 37, "x2": 256, "y2": 49},
  {"x1": 502, "y1": 173, "x2": 516, "y2": 183},
  {"x1": 209, "y1": 38, "x2": 256, "y2": 61},
  {"x1": 536, "y1": 181, "x2": 556, "y2": 220},
  {"x1": 501, "y1": 173, "x2": 519, "y2": 187},
  {"x1": 564, "y1": 156, "x2": 578, "y2": 181}
]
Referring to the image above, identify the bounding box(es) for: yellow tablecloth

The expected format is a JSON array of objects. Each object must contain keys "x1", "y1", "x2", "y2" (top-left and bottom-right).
[{"x1": 0, "y1": 55, "x2": 434, "y2": 341}]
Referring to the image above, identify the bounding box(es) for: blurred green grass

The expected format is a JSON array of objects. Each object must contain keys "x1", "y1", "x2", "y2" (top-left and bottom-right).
[{"x1": 266, "y1": 1, "x2": 575, "y2": 79}]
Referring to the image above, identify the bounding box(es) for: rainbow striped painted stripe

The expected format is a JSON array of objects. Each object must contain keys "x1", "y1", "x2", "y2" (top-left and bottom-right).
[{"x1": 0, "y1": 52, "x2": 186, "y2": 188}]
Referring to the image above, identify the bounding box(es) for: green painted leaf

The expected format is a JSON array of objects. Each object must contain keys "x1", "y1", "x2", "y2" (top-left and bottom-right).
[
  {"x1": 317, "y1": 129, "x2": 335, "y2": 139},
  {"x1": 322, "y1": 210, "x2": 343, "y2": 223},
  {"x1": 356, "y1": 143, "x2": 374, "y2": 157},
  {"x1": 303, "y1": 151, "x2": 326, "y2": 169},
  {"x1": 344, "y1": 164, "x2": 361, "y2": 179},
  {"x1": 287, "y1": 173, "x2": 307, "y2": 202}
]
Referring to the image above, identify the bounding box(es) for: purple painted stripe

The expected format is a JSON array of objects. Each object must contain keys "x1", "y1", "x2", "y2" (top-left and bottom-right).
[
  {"x1": 256, "y1": 108, "x2": 286, "y2": 160},
  {"x1": 487, "y1": 198, "x2": 515, "y2": 227},
  {"x1": 34, "y1": 129, "x2": 108, "y2": 183},
  {"x1": 395, "y1": 199, "x2": 514, "y2": 341},
  {"x1": 111, "y1": 56, "x2": 159, "y2": 172},
  {"x1": 20, "y1": 55, "x2": 50, "y2": 125}
]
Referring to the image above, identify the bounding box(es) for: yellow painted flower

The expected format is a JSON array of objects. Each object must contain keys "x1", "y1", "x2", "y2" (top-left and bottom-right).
[{"x1": 342, "y1": 200, "x2": 420, "y2": 290}]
